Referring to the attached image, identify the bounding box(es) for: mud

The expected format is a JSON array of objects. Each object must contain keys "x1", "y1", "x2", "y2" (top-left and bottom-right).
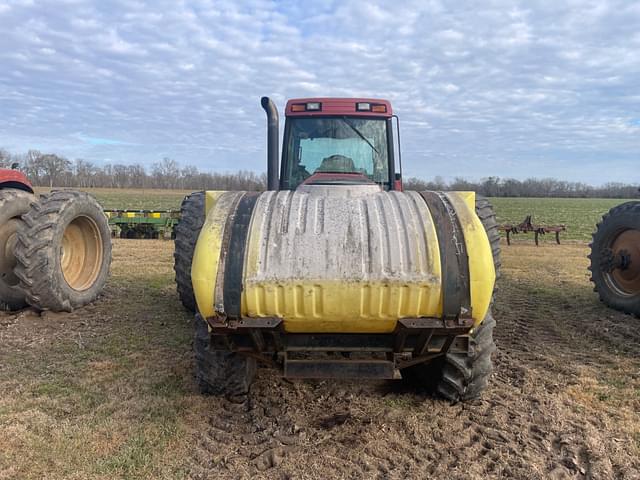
[{"x1": 184, "y1": 244, "x2": 640, "y2": 480}]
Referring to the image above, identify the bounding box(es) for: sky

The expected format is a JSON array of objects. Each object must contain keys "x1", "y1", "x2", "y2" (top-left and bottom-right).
[{"x1": 1, "y1": 0, "x2": 639, "y2": 185}]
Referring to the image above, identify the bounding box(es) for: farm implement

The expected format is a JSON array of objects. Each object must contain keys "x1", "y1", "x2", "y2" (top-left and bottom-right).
[
  {"x1": 500, "y1": 215, "x2": 567, "y2": 245},
  {"x1": 105, "y1": 209, "x2": 180, "y2": 239},
  {"x1": 0, "y1": 167, "x2": 111, "y2": 312},
  {"x1": 174, "y1": 97, "x2": 501, "y2": 402}
]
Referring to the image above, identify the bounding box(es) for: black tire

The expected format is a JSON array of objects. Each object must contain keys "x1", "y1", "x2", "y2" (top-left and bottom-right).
[
  {"x1": 14, "y1": 191, "x2": 112, "y2": 312},
  {"x1": 475, "y1": 195, "x2": 501, "y2": 279},
  {"x1": 0, "y1": 189, "x2": 35, "y2": 311},
  {"x1": 174, "y1": 192, "x2": 205, "y2": 312},
  {"x1": 588, "y1": 201, "x2": 640, "y2": 316},
  {"x1": 402, "y1": 195, "x2": 501, "y2": 402},
  {"x1": 194, "y1": 316, "x2": 257, "y2": 396}
]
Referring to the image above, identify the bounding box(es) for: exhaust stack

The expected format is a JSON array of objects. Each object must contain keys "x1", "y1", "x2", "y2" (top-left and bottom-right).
[{"x1": 261, "y1": 96, "x2": 279, "y2": 191}]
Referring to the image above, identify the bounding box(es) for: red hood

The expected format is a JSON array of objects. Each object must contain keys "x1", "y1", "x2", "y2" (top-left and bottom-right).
[{"x1": 0, "y1": 169, "x2": 33, "y2": 193}]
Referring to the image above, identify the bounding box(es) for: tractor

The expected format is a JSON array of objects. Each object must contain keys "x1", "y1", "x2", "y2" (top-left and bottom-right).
[
  {"x1": 174, "y1": 97, "x2": 500, "y2": 402},
  {"x1": 0, "y1": 166, "x2": 111, "y2": 312},
  {"x1": 589, "y1": 200, "x2": 640, "y2": 316}
]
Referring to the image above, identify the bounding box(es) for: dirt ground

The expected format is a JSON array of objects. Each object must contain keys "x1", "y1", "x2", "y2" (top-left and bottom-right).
[{"x1": 1, "y1": 239, "x2": 639, "y2": 480}]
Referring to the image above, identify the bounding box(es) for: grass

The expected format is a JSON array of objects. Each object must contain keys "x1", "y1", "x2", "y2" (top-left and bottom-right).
[
  {"x1": 0, "y1": 240, "x2": 193, "y2": 479},
  {"x1": 34, "y1": 187, "x2": 191, "y2": 211}
]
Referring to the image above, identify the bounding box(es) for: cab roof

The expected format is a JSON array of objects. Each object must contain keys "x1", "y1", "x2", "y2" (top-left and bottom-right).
[{"x1": 285, "y1": 98, "x2": 393, "y2": 117}]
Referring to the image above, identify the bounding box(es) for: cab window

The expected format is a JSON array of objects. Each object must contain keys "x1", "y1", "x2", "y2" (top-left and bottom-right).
[{"x1": 284, "y1": 117, "x2": 389, "y2": 189}]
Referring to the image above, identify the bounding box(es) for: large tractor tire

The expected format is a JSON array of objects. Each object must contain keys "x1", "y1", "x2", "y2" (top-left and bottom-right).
[
  {"x1": 0, "y1": 189, "x2": 35, "y2": 311},
  {"x1": 14, "y1": 191, "x2": 112, "y2": 312},
  {"x1": 588, "y1": 201, "x2": 640, "y2": 316},
  {"x1": 174, "y1": 192, "x2": 205, "y2": 312},
  {"x1": 402, "y1": 195, "x2": 501, "y2": 402},
  {"x1": 475, "y1": 194, "x2": 501, "y2": 278},
  {"x1": 193, "y1": 316, "x2": 257, "y2": 397}
]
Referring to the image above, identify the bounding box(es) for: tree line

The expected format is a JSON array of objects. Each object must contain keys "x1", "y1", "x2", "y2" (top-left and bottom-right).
[
  {"x1": 0, "y1": 149, "x2": 266, "y2": 191},
  {"x1": 1, "y1": 148, "x2": 637, "y2": 198},
  {"x1": 403, "y1": 176, "x2": 639, "y2": 198}
]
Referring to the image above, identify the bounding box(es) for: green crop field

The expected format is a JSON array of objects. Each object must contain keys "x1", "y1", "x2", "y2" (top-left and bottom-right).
[
  {"x1": 489, "y1": 197, "x2": 633, "y2": 242},
  {"x1": 35, "y1": 187, "x2": 191, "y2": 211}
]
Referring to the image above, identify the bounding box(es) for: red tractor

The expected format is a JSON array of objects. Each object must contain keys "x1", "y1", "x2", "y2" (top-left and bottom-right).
[
  {"x1": 0, "y1": 166, "x2": 112, "y2": 312},
  {"x1": 173, "y1": 97, "x2": 502, "y2": 401}
]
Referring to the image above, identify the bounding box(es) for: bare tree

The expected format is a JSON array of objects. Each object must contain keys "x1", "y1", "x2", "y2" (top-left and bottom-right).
[
  {"x1": 38, "y1": 153, "x2": 72, "y2": 188},
  {"x1": 1, "y1": 146, "x2": 637, "y2": 198},
  {"x1": 0, "y1": 148, "x2": 11, "y2": 168}
]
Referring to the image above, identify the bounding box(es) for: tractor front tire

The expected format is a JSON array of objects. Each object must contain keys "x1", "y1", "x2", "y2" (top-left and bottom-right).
[
  {"x1": 402, "y1": 313, "x2": 497, "y2": 402},
  {"x1": 589, "y1": 201, "x2": 640, "y2": 316},
  {"x1": 402, "y1": 195, "x2": 500, "y2": 402},
  {"x1": 14, "y1": 191, "x2": 112, "y2": 312},
  {"x1": 439, "y1": 313, "x2": 496, "y2": 402},
  {"x1": 475, "y1": 195, "x2": 501, "y2": 278},
  {"x1": 0, "y1": 189, "x2": 35, "y2": 311},
  {"x1": 193, "y1": 316, "x2": 256, "y2": 397},
  {"x1": 174, "y1": 192, "x2": 205, "y2": 312}
]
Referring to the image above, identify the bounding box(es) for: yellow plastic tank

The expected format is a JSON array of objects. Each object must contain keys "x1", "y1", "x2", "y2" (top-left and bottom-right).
[{"x1": 191, "y1": 186, "x2": 495, "y2": 333}]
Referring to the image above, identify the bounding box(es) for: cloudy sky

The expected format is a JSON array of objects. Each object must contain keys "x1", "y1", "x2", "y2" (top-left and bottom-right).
[{"x1": 1, "y1": 0, "x2": 639, "y2": 184}]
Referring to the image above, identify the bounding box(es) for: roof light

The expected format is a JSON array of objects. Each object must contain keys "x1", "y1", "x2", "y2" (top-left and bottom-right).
[
  {"x1": 291, "y1": 104, "x2": 306, "y2": 112},
  {"x1": 306, "y1": 102, "x2": 321, "y2": 111},
  {"x1": 356, "y1": 102, "x2": 371, "y2": 111},
  {"x1": 371, "y1": 104, "x2": 387, "y2": 113}
]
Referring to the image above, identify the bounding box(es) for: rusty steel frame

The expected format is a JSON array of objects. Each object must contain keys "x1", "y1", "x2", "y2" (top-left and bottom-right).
[
  {"x1": 200, "y1": 314, "x2": 473, "y2": 379},
  {"x1": 500, "y1": 215, "x2": 567, "y2": 246}
]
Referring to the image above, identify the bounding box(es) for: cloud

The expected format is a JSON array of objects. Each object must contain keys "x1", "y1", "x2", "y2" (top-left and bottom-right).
[
  {"x1": 74, "y1": 134, "x2": 139, "y2": 146},
  {"x1": 0, "y1": 0, "x2": 638, "y2": 184}
]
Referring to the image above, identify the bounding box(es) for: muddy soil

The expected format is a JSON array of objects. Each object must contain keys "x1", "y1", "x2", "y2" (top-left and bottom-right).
[
  {"x1": 1, "y1": 241, "x2": 639, "y2": 480},
  {"x1": 184, "y1": 243, "x2": 640, "y2": 480}
]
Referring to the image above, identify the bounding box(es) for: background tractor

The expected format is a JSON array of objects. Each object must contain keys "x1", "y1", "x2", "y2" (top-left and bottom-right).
[
  {"x1": 0, "y1": 167, "x2": 112, "y2": 312},
  {"x1": 589, "y1": 200, "x2": 640, "y2": 316},
  {"x1": 174, "y1": 97, "x2": 501, "y2": 402}
]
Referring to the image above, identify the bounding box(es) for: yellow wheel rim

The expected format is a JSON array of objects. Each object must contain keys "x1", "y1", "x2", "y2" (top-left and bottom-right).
[{"x1": 61, "y1": 216, "x2": 103, "y2": 291}]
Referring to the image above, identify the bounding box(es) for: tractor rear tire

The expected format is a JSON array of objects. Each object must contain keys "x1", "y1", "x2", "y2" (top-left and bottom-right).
[
  {"x1": 174, "y1": 192, "x2": 205, "y2": 312},
  {"x1": 0, "y1": 189, "x2": 35, "y2": 311},
  {"x1": 589, "y1": 201, "x2": 640, "y2": 316},
  {"x1": 14, "y1": 191, "x2": 112, "y2": 312},
  {"x1": 193, "y1": 316, "x2": 257, "y2": 396},
  {"x1": 402, "y1": 195, "x2": 501, "y2": 402}
]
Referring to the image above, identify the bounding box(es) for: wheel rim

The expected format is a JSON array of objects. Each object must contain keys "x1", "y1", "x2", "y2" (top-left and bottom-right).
[
  {"x1": 61, "y1": 216, "x2": 103, "y2": 291},
  {"x1": 0, "y1": 218, "x2": 21, "y2": 287},
  {"x1": 604, "y1": 229, "x2": 640, "y2": 296}
]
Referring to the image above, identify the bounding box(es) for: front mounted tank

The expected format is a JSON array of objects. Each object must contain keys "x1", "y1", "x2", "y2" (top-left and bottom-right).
[{"x1": 192, "y1": 187, "x2": 495, "y2": 333}]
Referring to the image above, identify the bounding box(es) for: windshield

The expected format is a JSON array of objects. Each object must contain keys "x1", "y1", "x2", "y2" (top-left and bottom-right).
[{"x1": 283, "y1": 117, "x2": 390, "y2": 189}]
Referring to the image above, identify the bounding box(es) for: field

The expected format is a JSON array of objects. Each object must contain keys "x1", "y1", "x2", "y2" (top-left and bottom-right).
[
  {"x1": 34, "y1": 187, "x2": 191, "y2": 211},
  {"x1": 490, "y1": 197, "x2": 632, "y2": 241},
  {"x1": 1, "y1": 192, "x2": 639, "y2": 479}
]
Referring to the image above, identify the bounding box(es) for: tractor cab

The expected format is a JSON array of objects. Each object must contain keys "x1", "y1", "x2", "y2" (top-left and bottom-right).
[{"x1": 261, "y1": 97, "x2": 402, "y2": 191}]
